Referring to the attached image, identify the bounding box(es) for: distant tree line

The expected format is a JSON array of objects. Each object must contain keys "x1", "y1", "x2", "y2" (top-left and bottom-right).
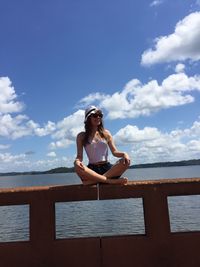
[
  {"x1": 129, "y1": 159, "x2": 200, "y2": 169},
  {"x1": 0, "y1": 159, "x2": 200, "y2": 176}
]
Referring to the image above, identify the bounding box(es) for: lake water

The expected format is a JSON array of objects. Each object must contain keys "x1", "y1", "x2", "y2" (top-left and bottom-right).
[{"x1": 0, "y1": 166, "x2": 200, "y2": 242}]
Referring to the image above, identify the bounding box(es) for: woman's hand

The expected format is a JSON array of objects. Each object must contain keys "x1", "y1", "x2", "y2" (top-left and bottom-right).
[
  {"x1": 74, "y1": 159, "x2": 85, "y2": 170},
  {"x1": 122, "y1": 153, "x2": 131, "y2": 165},
  {"x1": 78, "y1": 161, "x2": 85, "y2": 170}
]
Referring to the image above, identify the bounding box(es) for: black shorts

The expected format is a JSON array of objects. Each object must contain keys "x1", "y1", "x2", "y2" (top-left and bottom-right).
[{"x1": 87, "y1": 162, "x2": 120, "y2": 179}]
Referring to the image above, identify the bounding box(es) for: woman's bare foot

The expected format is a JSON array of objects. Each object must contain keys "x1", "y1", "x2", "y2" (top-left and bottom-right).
[
  {"x1": 82, "y1": 177, "x2": 128, "y2": 185},
  {"x1": 107, "y1": 177, "x2": 128, "y2": 185},
  {"x1": 82, "y1": 180, "x2": 98, "y2": 185}
]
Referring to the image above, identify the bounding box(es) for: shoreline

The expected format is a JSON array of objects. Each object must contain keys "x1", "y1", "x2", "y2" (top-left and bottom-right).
[{"x1": 0, "y1": 159, "x2": 200, "y2": 177}]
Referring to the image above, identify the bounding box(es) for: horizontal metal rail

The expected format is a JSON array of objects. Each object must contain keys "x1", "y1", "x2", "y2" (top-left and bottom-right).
[{"x1": 0, "y1": 177, "x2": 200, "y2": 267}]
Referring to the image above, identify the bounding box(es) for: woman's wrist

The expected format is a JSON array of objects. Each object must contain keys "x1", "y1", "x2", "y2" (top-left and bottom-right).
[
  {"x1": 122, "y1": 152, "x2": 130, "y2": 161},
  {"x1": 74, "y1": 158, "x2": 80, "y2": 165},
  {"x1": 122, "y1": 152, "x2": 127, "y2": 158}
]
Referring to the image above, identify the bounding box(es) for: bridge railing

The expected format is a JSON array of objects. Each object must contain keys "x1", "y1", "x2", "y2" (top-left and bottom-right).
[{"x1": 0, "y1": 177, "x2": 200, "y2": 267}]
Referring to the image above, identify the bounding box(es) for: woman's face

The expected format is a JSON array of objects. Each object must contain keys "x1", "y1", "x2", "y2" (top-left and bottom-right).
[{"x1": 89, "y1": 111, "x2": 103, "y2": 126}]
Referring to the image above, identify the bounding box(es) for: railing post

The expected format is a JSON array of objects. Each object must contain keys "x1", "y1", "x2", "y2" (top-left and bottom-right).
[
  {"x1": 30, "y1": 200, "x2": 55, "y2": 243},
  {"x1": 29, "y1": 191, "x2": 55, "y2": 266},
  {"x1": 143, "y1": 188, "x2": 171, "y2": 238}
]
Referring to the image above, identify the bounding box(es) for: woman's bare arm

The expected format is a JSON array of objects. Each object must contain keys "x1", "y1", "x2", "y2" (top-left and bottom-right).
[{"x1": 105, "y1": 130, "x2": 130, "y2": 164}]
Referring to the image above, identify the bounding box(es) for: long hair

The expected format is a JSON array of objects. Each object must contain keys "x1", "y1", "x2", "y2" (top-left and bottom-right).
[{"x1": 83, "y1": 117, "x2": 106, "y2": 146}]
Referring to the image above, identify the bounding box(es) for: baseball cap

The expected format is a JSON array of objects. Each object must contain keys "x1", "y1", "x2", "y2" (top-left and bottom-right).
[{"x1": 84, "y1": 105, "x2": 100, "y2": 122}]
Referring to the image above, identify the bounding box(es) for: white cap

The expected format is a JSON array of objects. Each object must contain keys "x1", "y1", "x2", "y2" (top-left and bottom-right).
[{"x1": 84, "y1": 105, "x2": 99, "y2": 122}]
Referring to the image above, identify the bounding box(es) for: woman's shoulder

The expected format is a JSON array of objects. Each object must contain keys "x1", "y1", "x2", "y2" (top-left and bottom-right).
[
  {"x1": 103, "y1": 129, "x2": 111, "y2": 135},
  {"x1": 103, "y1": 129, "x2": 112, "y2": 140},
  {"x1": 77, "y1": 131, "x2": 85, "y2": 140}
]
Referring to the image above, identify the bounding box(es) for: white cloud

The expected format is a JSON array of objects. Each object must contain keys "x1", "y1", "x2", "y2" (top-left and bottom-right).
[
  {"x1": 78, "y1": 92, "x2": 107, "y2": 107},
  {"x1": 1, "y1": 118, "x2": 200, "y2": 171},
  {"x1": 141, "y1": 12, "x2": 200, "y2": 65},
  {"x1": 48, "y1": 110, "x2": 84, "y2": 149},
  {"x1": 53, "y1": 110, "x2": 84, "y2": 139},
  {"x1": 0, "y1": 152, "x2": 26, "y2": 163},
  {"x1": 175, "y1": 63, "x2": 185, "y2": 73},
  {"x1": 0, "y1": 77, "x2": 24, "y2": 114},
  {"x1": 114, "y1": 125, "x2": 161, "y2": 144},
  {"x1": 0, "y1": 153, "x2": 75, "y2": 172},
  {"x1": 0, "y1": 114, "x2": 31, "y2": 139},
  {"x1": 1, "y1": 74, "x2": 200, "y2": 172},
  {"x1": 49, "y1": 139, "x2": 74, "y2": 149},
  {"x1": 0, "y1": 76, "x2": 57, "y2": 140},
  {"x1": 114, "y1": 119, "x2": 200, "y2": 164},
  {"x1": 27, "y1": 120, "x2": 56, "y2": 137},
  {"x1": 150, "y1": 0, "x2": 163, "y2": 7},
  {"x1": 187, "y1": 120, "x2": 200, "y2": 137},
  {"x1": 47, "y1": 151, "x2": 56, "y2": 157},
  {"x1": 0, "y1": 114, "x2": 56, "y2": 139},
  {"x1": 0, "y1": 144, "x2": 10, "y2": 150},
  {"x1": 82, "y1": 72, "x2": 200, "y2": 119}
]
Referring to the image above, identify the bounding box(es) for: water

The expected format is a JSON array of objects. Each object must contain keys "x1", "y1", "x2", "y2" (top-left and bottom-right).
[{"x1": 0, "y1": 166, "x2": 200, "y2": 242}]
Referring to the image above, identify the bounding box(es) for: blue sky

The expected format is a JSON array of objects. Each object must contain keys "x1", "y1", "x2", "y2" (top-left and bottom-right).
[{"x1": 1, "y1": 0, "x2": 200, "y2": 172}]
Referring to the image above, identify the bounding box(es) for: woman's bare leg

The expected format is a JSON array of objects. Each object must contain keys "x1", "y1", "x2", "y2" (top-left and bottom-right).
[
  {"x1": 75, "y1": 164, "x2": 128, "y2": 185},
  {"x1": 103, "y1": 158, "x2": 130, "y2": 179}
]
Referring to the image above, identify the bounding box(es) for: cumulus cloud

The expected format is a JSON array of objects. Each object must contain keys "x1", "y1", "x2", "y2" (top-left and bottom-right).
[
  {"x1": 0, "y1": 153, "x2": 75, "y2": 172},
  {"x1": 141, "y1": 12, "x2": 200, "y2": 65},
  {"x1": 80, "y1": 72, "x2": 200, "y2": 119},
  {"x1": 0, "y1": 76, "x2": 57, "y2": 140},
  {"x1": 49, "y1": 139, "x2": 74, "y2": 150},
  {"x1": 114, "y1": 125, "x2": 161, "y2": 144},
  {"x1": 175, "y1": 63, "x2": 185, "y2": 73},
  {"x1": 113, "y1": 119, "x2": 200, "y2": 164},
  {"x1": 0, "y1": 77, "x2": 24, "y2": 114},
  {"x1": 0, "y1": 76, "x2": 86, "y2": 152},
  {"x1": 1, "y1": 73, "x2": 200, "y2": 171},
  {"x1": 47, "y1": 151, "x2": 56, "y2": 157},
  {"x1": 0, "y1": 140, "x2": 77, "y2": 171},
  {"x1": 0, "y1": 114, "x2": 56, "y2": 139},
  {"x1": 0, "y1": 114, "x2": 30, "y2": 139},
  {"x1": 53, "y1": 110, "x2": 84, "y2": 139},
  {"x1": 0, "y1": 152, "x2": 26, "y2": 164},
  {"x1": 1, "y1": 117, "x2": 200, "y2": 171},
  {"x1": 27, "y1": 120, "x2": 56, "y2": 137},
  {"x1": 78, "y1": 92, "x2": 107, "y2": 107},
  {"x1": 49, "y1": 110, "x2": 84, "y2": 149}
]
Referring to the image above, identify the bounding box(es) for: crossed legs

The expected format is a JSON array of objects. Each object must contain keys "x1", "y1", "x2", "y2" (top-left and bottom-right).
[{"x1": 75, "y1": 159, "x2": 130, "y2": 185}]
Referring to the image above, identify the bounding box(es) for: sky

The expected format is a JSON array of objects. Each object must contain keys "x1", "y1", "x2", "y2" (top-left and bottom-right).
[{"x1": 0, "y1": 0, "x2": 200, "y2": 172}]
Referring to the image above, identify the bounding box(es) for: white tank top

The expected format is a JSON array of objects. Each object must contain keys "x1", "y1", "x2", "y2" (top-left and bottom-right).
[{"x1": 84, "y1": 138, "x2": 108, "y2": 164}]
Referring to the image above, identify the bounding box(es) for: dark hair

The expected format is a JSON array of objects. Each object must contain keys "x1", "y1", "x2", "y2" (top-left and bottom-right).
[{"x1": 83, "y1": 116, "x2": 106, "y2": 146}]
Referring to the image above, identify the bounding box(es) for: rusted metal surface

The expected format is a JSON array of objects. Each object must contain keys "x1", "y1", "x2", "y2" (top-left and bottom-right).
[
  {"x1": 0, "y1": 178, "x2": 200, "y2": 267},
  {"x1": 99, "y1": 178, "x2": 200, "y2": 267}
]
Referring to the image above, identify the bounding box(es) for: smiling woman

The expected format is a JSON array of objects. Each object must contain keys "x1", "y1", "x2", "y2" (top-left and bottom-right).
[{"x1": 74, "y1": 105, "x2": 130, "y2": 185}]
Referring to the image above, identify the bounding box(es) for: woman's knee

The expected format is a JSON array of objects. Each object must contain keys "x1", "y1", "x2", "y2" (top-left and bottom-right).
[
  {"x1": 75, "y1": 166, "x2": 84, "y2": 177},
  {"x1": 119, "y1": 158, "x2": 130, "y2": 168}
]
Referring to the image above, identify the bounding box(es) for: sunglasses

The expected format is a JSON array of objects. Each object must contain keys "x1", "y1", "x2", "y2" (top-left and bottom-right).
[{"x1": 91, "y1": 112, "x2": 103, "y2": 118}]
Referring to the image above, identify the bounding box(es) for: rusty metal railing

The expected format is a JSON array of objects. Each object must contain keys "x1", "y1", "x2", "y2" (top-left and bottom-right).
[{"x1": 0, "y1": 178, "x2": 200, "y2": 267}]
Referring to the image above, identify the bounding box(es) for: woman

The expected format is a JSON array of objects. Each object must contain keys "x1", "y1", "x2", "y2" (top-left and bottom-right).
[{"x1": 74, "y1": 105, "x2": 130, "y2": 185}]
